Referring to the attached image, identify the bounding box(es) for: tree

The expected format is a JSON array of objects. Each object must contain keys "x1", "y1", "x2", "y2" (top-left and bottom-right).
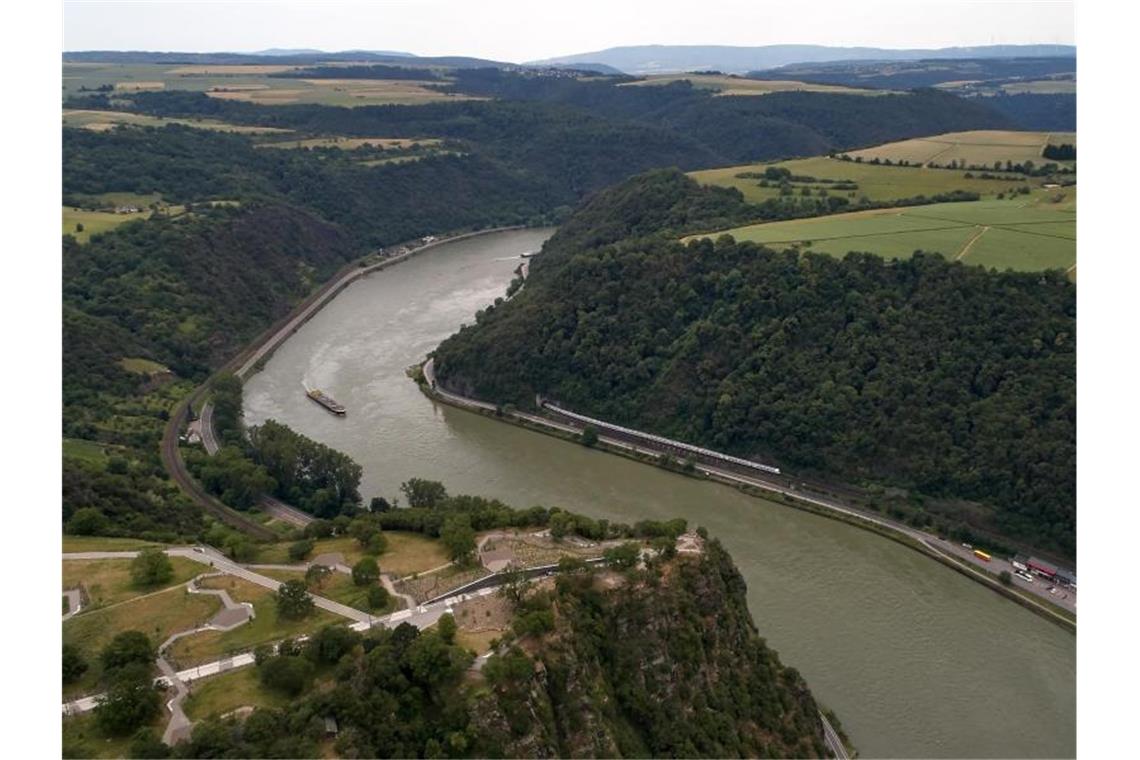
[
  {"x1": 289, "y1": 538, "x2": 315, "y2": 562},
  {"x1": 66, "y1": 507, "x2": 107, "y2": 536},
  {"x1": 75, "y1": 222, "x2": 85, "y2": 233},
  {"x1": 370, "y1": 496, "x2": 393, "y2": 512},
  {"x1": 440, "y1": 514, "x2": 477, "y2": 564},
  {"x1": 401, "y1": 478, "x2": 449, "y2": 509},
  {"x1": 258, "y1": 654, "x2": 315, "y2": 696},
  {"x1": 437, "y1": 613, "x2": 457, "y2": 644},
  {"x1": 129, "y1": 728, "x2": 170, "y2": 759},
  {"x1": 367, "y1": 585, "x2": 390, "y2": 610},
  {"x1": 305, "y1": 563, "x2": 331, "y2": 589},
  {"x1": 307, "y1": 624, "x2": 361, "y2": 664},
  {"x1": 101, "y1": 631, "x2": 155, "y2": 672},
  {"x1": 130, "y1": 548, "x2": 174, "y2": 588},
  {"x1": 352, "y1": 557, "x2": 380, "y2": 586},
  {"x1": 276, "y1": 580, "x2": 314, "y2": 620},
  {"x1": 580, "y1": 425, "x2": 599, "y2": 447},
  {"x1": 603, "y1": 542, "x2": 641, "y2": 569},
  {"x1": 94, "y1": 663, "x2": 160, "y2": 735},
  {"x1": 365, "y1": 531, "x2": 388, "y2": 556},
  {"x1": 999, "y1": 570, "x2": 1012, "y2": 585},
  {"x1": 63, "y1": 644, "x2": 88, "y2": 683}
]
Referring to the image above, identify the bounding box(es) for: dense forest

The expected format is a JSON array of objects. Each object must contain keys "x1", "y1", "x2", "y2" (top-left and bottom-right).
[
  {"x1": 434, "y1": 170, "x2": 1076, "y2": 557},
  {"x1": 115, "y1": 541, "x2": 829, "y2": 759}
]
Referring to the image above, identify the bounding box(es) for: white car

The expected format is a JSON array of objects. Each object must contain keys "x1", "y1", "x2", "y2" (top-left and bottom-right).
[{"x1": 1016, "y1": 571, "x2": 1034, "y2": 583}]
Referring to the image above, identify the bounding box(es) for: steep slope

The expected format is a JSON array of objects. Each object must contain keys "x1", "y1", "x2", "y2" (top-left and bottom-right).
[{"x1": 433, "y1": 170, "x2": 1076, "y2": 558}]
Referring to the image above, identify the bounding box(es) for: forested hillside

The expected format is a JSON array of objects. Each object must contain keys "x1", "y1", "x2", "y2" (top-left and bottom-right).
[{"x1": 434, "y1": 171, "x2": 1076, "y2": 557}]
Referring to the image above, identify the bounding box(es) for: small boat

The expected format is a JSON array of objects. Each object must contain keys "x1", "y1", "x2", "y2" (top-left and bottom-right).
[{"x1": 307, "y1": 389, "x2": 346, "y2": 416}]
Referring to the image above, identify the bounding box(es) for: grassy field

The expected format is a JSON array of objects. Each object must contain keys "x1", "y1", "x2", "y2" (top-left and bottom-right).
[
  {"x1": 118, "y1": 357, "x2": 169, "y2": 374},
  {"x1": 63, "y1": 586, "x2": 221, "y2": 697},
  {"x1": 182, "y1": 666, "x2": 290, "y2": 721},
  {"x1": 63, "y1": 207, "x2": 149, "y2": 243},
  {"x1": 63, "y1": 556, "x2": 203, "y2": 608},
  {"x1": 62, "y1": 535, "x2": 170, "y2": 552},
  {"x1": 846, "y1": 130, "x2": 1076, "y2": 167},
  {"x1": 256, "y1": 530, "x2": 448, "y2": 576},
  {"x1": 689, "y1": 196, "x2": 1075, "y2": 272},
  {"x1": 62, "y1": 438, "x2": 109, "y2": 465},
  {"x1": 619, "y1": 74, "x2": 893, "y2": 96},
  {"x1": 62, "y1": 711, "x2": 166, "y2": 759},
  {"x1": 690, "y1": 155, "x2": 1036, "y2": 205},
  {"x1": 166, "y1": 577, "x2": 338, "y2": 666}
]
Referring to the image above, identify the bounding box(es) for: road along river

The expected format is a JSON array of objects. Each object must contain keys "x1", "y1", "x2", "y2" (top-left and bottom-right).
[{"x1": 244, "y1": 228, "x2": 1075, "y2": 758}]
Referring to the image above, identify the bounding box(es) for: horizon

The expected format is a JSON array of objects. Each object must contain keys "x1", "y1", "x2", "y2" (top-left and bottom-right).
[{"x1": 63, "y1": 0, "x2": 1074, "y2": 62}]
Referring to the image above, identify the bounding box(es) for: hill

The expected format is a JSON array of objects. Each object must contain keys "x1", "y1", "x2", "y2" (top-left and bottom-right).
[
  {"x1": 432, "y1": 170, "x2": 1076, "y2": 558},
  {"x1": 527, "y1": 44, "x2": 1076, "y2": 75},
  {"x1": 171, "y1": 540, "x2": 837, "y2": 758}
]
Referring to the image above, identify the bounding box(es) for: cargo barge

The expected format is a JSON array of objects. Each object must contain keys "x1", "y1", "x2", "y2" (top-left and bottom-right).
[{"x1": 306, "y1": 389, "x2": 346, "y2": 416}]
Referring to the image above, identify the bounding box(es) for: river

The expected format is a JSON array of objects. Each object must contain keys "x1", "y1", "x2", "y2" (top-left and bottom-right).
[{"x1": 244, "y1": 228, "x2": 1075, "y2": 758}]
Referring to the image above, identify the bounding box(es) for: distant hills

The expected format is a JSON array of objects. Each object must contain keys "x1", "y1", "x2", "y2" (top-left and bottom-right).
[{"x1": 527, "y1": 44, "x2": 1076, "y2": 74}]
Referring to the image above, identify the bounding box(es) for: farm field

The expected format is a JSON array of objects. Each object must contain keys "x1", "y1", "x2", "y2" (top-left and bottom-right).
[
  {"x1": 690, "y1": 197, "x2": 1075, "y2": 272},
  {"x1": 846, "y1": 130, "x2": 1076, "y2": 167},
  {"x1": 63, "y1": 108, "x2": 289, "y2": 134},
  {"x1": 619, "y1": 73, "x2": 893, "y2": 96},
  {"x1": 689, "y1": 155, "x2": 1037, "y2": 205},
  {"x1": 63, "y1": 62, "x2": 480, "y2": 106}
]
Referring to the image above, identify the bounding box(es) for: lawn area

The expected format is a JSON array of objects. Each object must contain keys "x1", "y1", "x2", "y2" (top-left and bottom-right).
[
  {"x1": 454, "y1": 628, "x2": 503, "y2": 656},
  {"x1": 256, "y1": 531, "x2": 448, "y2": 576},
  {"x1": 63, "y1": 556, "x2": 203, "y2": 608},
  {"x1": 690, "y1": 198, "x2": 1075, "y2": 271},
  {"x1": 619, "y1": 74, "x2": 893, "y2": 96},
  {"x1": 689, "y1": 155, "x2": 1034, "y2": 206},
  {"x1": 62, "y1": 535, "x2": 170, "y2": 552},
  {"x1": 166, "y1": 578, "x2": 339, "y2": 667},
  {"x1": 847, "y1": 130, "x2": 1076, "y2": 168},
  {"x1": 63, "y1": 586, "x2": 221, "y2": 697},
  {"x1": 182, "y1": 666, "x2": 290, "y2": 721},
  {"x1": 63, "y1": 207, "x2": 148, "y2": 243}
]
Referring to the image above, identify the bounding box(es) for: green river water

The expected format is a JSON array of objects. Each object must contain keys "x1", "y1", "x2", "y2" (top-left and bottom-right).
[{"x1": 244, "y1": 228, "x2": 1075, "y2": 758}]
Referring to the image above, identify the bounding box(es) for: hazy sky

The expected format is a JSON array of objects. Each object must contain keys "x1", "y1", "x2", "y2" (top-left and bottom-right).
[{"x1": 63, "y1": 0, "x2": 1075, "y2": 61}]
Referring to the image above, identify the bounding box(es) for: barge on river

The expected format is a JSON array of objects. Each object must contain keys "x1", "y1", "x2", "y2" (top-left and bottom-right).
[{"x1": 307, "y1": 388, "x2": 346, "y2": 416}]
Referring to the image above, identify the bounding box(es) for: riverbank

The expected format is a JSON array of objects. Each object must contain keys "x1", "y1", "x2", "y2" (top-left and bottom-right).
[
  {"x1": 418, "y1": 359, "x2": 1076, "y2": 633},
  {"x1": 159, "y1": 226, "x2": 528, "y2": 538}
]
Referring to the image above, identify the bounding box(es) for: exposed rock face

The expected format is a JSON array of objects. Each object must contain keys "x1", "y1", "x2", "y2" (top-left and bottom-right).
[{"x1": 471, "y1": 541, "x2": 829, "y2": 758}]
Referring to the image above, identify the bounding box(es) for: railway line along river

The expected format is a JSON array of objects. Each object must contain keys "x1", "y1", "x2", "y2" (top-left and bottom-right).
[{"x1": 244, "y1": 228, "x2": 1075, "y2": 758}]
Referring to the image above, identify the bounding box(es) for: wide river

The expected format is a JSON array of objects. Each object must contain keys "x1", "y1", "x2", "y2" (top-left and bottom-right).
[{"x1": 245, "y1": 229, "x2": 1075, "y2": 758}]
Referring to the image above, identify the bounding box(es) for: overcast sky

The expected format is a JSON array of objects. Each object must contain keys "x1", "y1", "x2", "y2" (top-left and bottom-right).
[{"x1": 63, "y1": 0, "x2": 1075, "y2": 62}]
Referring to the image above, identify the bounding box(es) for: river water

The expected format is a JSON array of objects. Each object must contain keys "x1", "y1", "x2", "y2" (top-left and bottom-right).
[{"x1": 244, "y1": 229, "x2": 1075, "y2": 758}]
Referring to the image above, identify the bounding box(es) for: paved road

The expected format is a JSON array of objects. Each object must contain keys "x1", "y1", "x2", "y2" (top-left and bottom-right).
[
  {"x1": 62, "y1": 589, "x2": 82, "y2": 621},
  {"x1": 198, "y1": 402, "x2": 219, "y2": 455},
  {"x1": 820, "y1": 711, "x2": 850, "y2": 759},
  {"x1": 258, "y1": 495, "x2": 314, "y2": 527},
  {"x1": 423, "y1": 360, "x2": 1076, "y2": 627}
]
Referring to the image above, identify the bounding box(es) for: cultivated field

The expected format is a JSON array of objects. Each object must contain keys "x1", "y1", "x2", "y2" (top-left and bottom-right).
[
  {"x1": 619, "y1": 73, "x2": 892, "y2": 96},
  {"x1": 63, "y1": 108, "x2": 290, "y2": 134},
  {"x1": 257, "y1": 136, "x2": 442, "y2": 150},
  {"x1": 63, "y1": 62, "x2": 482, "y2": 107},
  {"x1": 690, "y1": 155, "x2": 1036, "y2": 205},
  {"x1": 846, "y1": 130, "x2": 1076, "y2": 167},
  {"x1": 689, "y1": 196, "x2": 1075, "y2": 272}
]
